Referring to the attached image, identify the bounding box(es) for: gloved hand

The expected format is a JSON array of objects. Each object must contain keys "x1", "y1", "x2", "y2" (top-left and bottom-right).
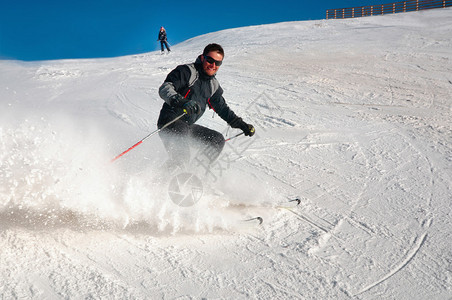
[
  {"x1": 241, "y1": 123, "x2": 255, "y2": 136},
  {"x1": 182, "y1": 100, "x2": 200, "y2": 115},
  {"x1": 230, "y1": 117, "x2": 255, "y2": 137},
  {"x1": 169, "y1": 94, "x2": 186, "y2": 108}
]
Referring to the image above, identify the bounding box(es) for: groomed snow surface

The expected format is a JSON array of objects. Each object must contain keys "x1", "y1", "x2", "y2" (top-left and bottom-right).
[{"x1": 1, "y1": 8, "x2": 451, "y2": 300}]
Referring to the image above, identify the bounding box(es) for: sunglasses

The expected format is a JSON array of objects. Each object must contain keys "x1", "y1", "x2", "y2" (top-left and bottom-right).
[{"x1": 203, "y1": 55, "x2": 223, "y2": 66}]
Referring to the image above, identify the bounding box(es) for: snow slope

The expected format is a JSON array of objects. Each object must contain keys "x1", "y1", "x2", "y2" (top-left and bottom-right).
[{"x1": 1, "y1": 8, "x2": 451, "y2": 299}]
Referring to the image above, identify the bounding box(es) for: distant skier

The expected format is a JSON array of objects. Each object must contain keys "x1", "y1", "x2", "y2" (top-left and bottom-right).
[
  {"x1": 158, "y1": 43, "x2": 255, "y2": 169},
  {"x1": 158, "y1": 27, "x2": 171, "y2": 54}
]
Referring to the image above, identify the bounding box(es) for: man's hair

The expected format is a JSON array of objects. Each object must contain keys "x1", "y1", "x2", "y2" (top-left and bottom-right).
[{"x1": 203, "y1": 43, "x2": 224, "y2": 57}]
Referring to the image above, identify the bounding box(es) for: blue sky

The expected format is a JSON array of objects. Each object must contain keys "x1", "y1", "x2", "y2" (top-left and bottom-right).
[{"x1": 0, "y1": 0, "x2": 384, "y2": 61}]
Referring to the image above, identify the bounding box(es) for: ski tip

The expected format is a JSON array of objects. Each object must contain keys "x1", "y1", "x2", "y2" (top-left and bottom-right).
[
  {"x1": 288, "y1": 197, "x2": 301, "y2": 205},
  {"x1": 244, "y1": 216, "x2": 264, "y2": 225}
]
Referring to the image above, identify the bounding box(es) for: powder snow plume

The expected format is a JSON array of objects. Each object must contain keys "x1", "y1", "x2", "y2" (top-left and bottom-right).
[
  {"x1": 0, "y1": 116, "x2": 123, "y2": 228},
  {"x1": 0, "y1": 115, "x2": 268, "y2": 233}
]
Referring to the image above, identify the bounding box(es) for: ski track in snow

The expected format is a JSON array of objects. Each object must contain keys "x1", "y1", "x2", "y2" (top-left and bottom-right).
[{"x1": 1, "y1": 8, "x2": 452, "y2": 299}]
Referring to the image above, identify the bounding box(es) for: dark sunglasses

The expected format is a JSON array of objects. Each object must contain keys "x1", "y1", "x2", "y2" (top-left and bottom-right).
[{"x1": 203, "y1": 55, "x2": 223, "y2": 66}]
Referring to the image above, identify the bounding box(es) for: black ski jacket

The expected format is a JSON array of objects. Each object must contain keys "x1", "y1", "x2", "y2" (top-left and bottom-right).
[
  {"x1": 158, "y1": 31, "x2": 167, "y2": 41},
  {"x1": 158, "y1": 56, "x2": 240, "y2": 128}
]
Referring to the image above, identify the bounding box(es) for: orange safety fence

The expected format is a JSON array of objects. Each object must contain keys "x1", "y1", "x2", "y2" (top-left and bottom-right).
[{"x1": 326, "y1": 0, "x2": 452, "y2": 19}]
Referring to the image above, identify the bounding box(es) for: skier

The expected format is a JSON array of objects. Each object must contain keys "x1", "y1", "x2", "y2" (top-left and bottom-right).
[
  {"x1": 158, "y1": 27, "x2": 171, "y2": 54},
  {"x1": 157, "y1": 43, "x2": 255, "y2": 170}
]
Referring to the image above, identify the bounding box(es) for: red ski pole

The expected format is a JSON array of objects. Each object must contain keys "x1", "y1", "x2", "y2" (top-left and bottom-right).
[
  {"x1": 111, "y1": 112, "x2": 186, "y2": 162},
  {"x1": 224, "y1": 132, "x2": 244, "y2": 142}
]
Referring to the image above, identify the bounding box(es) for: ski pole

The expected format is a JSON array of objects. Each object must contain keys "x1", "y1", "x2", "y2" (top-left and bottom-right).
[
  {"x1": 224, "y1": 132, "x2": 244, "y2": 142},
  {"x1": 111, "y1": 112, "x2": 186, "y2": 162}
]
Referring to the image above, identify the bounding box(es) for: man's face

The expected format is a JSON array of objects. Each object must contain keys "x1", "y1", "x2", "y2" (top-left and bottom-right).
[{"x1": 201, "y1": 51, "x2": 223, "y2": 76}]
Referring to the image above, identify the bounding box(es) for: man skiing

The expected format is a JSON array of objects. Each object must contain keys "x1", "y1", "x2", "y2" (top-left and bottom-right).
[
  {"x1": 158, "y1": 27, "x2": 171, "y2": 53},
  {"x1": 157, "y1": 43, "x2": 255, "y2": 169}
]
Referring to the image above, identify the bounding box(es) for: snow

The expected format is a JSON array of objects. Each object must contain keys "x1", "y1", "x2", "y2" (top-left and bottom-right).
[{"x1": 1, "y1": 8, "x2": 451, "y2": 299}]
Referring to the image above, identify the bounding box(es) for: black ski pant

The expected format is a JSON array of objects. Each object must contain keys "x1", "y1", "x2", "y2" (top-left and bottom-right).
[
  {"x1": 158, "y1": 119, "x2": 225, "y2": 168},
  {"x1": 160, "y1": 40, "x2": 170, "y2": 52}
]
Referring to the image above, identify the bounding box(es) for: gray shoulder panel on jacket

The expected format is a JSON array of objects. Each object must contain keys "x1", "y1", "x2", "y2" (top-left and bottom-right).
[{"x1": 159, "y1": 81, "x2": 177, "y2": 104}]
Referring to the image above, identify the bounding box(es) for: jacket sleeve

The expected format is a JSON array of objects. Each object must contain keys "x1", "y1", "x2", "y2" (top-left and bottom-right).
[
  {"x1": 159, "y1": 65, "x2": 191, "y2": 105},
  {"x1": 209, "y1": 87, "x2": 242, "y2": 125}
]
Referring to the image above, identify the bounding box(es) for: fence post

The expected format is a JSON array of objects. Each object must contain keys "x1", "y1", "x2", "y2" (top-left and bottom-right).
[
  {"x1": 404, "y1": 1, "x2": 406, "y2": 12},
  {"x1": 416, "y1": 0, "x2": 419, "y2": 11},
  {"x1": 382, "y1": 4, "x2": 384, "y2": 15}
]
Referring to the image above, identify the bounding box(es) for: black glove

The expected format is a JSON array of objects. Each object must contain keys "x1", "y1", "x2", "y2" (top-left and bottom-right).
[
  {"x1": 169, "y1": 94, "x2": 186, "y2": 108},
  {"x1": 182, "y1": 100, "x2": 200, "y2": 115},
  {"x1": 230, "y1": 118, "x2": 255, "y2": 137},
  {"x1": 241, "y1": 123, "x2": 255, "y2": 136}
]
